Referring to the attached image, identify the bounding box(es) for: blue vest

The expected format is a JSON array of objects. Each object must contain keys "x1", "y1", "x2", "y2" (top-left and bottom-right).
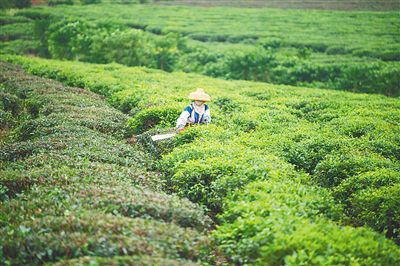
[{"x1": 185, "y1": 103, "x2": 209, "y2": 124}]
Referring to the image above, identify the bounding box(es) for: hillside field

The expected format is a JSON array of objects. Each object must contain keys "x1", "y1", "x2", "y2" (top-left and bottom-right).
[
  {"x1": 0, "y1": 3, "x2": 399, "y2": 96},
  {"x1": 1, "y1": 1, "x2": 400, "y2": 265},
  {"x1": 1, "y1": 54, "x2": 399, "y2": 264}
]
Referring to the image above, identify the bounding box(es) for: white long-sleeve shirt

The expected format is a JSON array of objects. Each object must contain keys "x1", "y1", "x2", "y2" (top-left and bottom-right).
[{"x1": 176, "y1": 103, "x2": 211, "y2": 129}]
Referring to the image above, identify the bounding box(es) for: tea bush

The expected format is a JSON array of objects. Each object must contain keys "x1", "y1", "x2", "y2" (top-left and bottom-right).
[
  {"x1": 53, "y1": 256, "x2": 199, "y2": 266},
  {"x1": 0, "y1": 22, "x2": 34, "y2": 41},
  {"x1": 213, "y1": 179, "x2": 400, "y2": 265},
  {"x1": 0, "y1": 62, "x2": 211, "y2": 265},
  {"x1": 2, "y1": 55, "x2": 399, "y2": 263},
  {"x1": 0, "y1": 0, "x2": 31, "y2": 9},
  {"x1": 128, "y1": 106, "x2": 181, "y2": 134},
  {"x1": 1, "y1": 212, "x2": 206, "y2": 265},
  {"x1": 2, "y1": 4, "x2": 399, "y2": 95}
]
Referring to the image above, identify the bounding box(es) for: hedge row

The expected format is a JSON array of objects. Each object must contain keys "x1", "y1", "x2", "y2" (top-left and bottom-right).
[
  {"x1": 214, "y1": 179, "x2": 400, "y2": 265},
  {"x1": 3, "y1": 55, "x2": 399, "y2": 263},
  {"x1": 1, "y1": 8, "x2": 399, "y2": 96},
  {"x1": 0, "y1": 62, "x2": 212, "y2": 265}
]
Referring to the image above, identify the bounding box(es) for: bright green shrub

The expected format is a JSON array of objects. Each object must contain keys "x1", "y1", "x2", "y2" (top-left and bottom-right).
[
  {"x1": 161, "y1": 139, "x2": 299, "y2": 212},
  {"x1": 0, "y1": 39, "x2": 39, "y2": 55},
  {"x1": 214, "y1": 179, "x2": 400, "y2": 265},
  {"x1": 334, "y1": 169, "x2": 400, "y2": 202},
  {"x1": 47, "y1": 19, "x2": 93, "y2": 60},
  {"x1": 0, "y1": 61, "x2": 210, "y2": 265},
  {"x1": 351, "y1": 184, "x2": 400, "y2": 242},
  {"x1": 333, "y1": 169, "x2": 400, "y2": 241},
  {"x1": 282, "y1": 134, "x2": 345, "y2": 174},
  {"x1": 313, "y1": 150, "x2": 396, "y2": 187},
  {"x1": 128, "y1": 106, "x2": 181, "y2": 134}
]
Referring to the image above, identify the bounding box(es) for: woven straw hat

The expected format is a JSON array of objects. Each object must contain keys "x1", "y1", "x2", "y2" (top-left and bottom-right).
[{"x1": 188, "y1": 88, "x2": 211, "y2": 102}]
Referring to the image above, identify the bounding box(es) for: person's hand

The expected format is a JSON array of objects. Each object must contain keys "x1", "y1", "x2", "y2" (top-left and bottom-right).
[
  {"x1": 176, "y1": 125, "x2": 185, "y2": 133},
  {"x1": 203, "y1": 116, "x2": 210, "y2": 124}
]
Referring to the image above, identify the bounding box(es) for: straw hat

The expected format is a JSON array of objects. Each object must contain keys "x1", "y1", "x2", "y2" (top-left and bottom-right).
[{"x1": 188, "y1": 88, "x2": 211, "y2": 102}]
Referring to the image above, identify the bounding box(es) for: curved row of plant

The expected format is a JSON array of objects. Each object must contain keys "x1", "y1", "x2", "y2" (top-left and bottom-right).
[
  {"x1": 1, "y1": 6, "x2": 399, "y2": 96},
  {"x1": 0, "y1": 61, "x2": 214, "y2": 265},
  {"x1": 4, "y1": 55, "x2": 399, "y2": 264}
]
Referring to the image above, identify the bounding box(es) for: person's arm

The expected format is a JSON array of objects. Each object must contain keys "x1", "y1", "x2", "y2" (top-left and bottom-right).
[
  {"x1": 176, "y1": 107, "x2": 191, "y2": 129},
  {"x1": 203, "y1": 108, "x2": 211, "y2": 124}
]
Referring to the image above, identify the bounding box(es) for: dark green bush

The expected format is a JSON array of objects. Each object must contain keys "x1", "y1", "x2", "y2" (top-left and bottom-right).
[
  {"x1": 351, "y1": 184, "x2": 400, "y2": 242},
  {"x1": 0, "y1": 0, "x2": 31, "y2": 9},
  {"x1": 0, "y1": 15, "x2": 31, "y2": 25},
  {"x1": 48, "y1": 0, "x2": 73, "y2": 6},
  {"x1": 223, "y1": 47, "x2": 276, "y2": 82},
  {"x1": 0, "y1": 109, "x2": 12, "y2": 127},
  {"x1": 0, "y1": 213, "x2": 206, "y2": 265},
  {"x1": 15, "y1": 0, "x2": 31, "y2": 8},
  {"x1": 0, "y1": 91, "x2": 21, "y2": 115},
  {"x1": 81, "y1": 0, "x2": 101, "y2": 4},
  {"x1": 53, "y1": 256, "x2": 199, "y2": 266},
  {"x1": 0, "y1": 184, "x2": 8, "y2": 201}
]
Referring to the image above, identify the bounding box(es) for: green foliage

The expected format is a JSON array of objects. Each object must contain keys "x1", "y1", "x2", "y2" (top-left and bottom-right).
[
  {"x1": 213, "y1": 179, "x2": 400, "y2": 265},
  {"x1": 53, "y1": 255, "x2": 199, "y2": 266},
  {"x1": 81, "y1": 0, "x2": 101, "y2": 4},
  {"x1": 0, "y1": 15, "x2": 31, "y2": 25},
  {"x1": 48, "y1": 0, "x2": 74, "y2": 6},
  {"x1": 47, "y1": 19, "x2": 92, "y2": 60},
  {"x1": 0, "y1": 0, "x2": 31, "y2": 9},
  {"x1": 2, "y1": 55, "x2": 399, "y2": 263},
  {"x1": 2, "y1": 4, "x2": 399, "y2": 95},
  {"x1": 313, "y1": 151, "x2": 396, "y2": 188},
  {"x1": 128, "y1": 106, "x2": 181, "y2": 134},
  {"x1": 223, "y1": 46, "x2": 276, "y2": 82},
  {"x1": 1, "y1": 213, "x2": 206, "y2": 265},
  {"x1": 0, "y1": 62, "x2": 211, "y2": 265},
  {"x1": 0, "y1": 22, "x2": 34, "y2": 41}
]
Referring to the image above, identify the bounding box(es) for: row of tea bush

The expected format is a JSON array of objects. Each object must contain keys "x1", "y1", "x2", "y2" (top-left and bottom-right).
[
  {"x1": 3, "y1": 55, "x2": 399, "y2": 264},
  {"x1": 0, "y1": 61, "x2": 214, "y2": 265},
  {"x1": 1, "y1": 6, "x2": 399, "y2": 96}
]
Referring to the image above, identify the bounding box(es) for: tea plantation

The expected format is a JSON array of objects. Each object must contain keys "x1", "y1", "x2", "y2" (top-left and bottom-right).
[
  {"x1": 1, "y1": 1, "x2": 400, "y2": 265},
  {"x1": 0, "y1": 61, "x2": 214, "y2": 265},
  {"x1": 1, "y1": 53, "x2": 399, "y2": 265},
  {"x1": 0, "y1": 3, "x2": 399, "y2": 95}
]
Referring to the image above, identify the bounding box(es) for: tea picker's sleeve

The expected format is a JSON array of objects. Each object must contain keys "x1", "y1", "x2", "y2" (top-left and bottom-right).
[
  {"x1": 176, "y1": 107, "x2": 191, "y2": 129},
  {"x1": 203, "y1": 108, "x2": 211, "y2": 124}
]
